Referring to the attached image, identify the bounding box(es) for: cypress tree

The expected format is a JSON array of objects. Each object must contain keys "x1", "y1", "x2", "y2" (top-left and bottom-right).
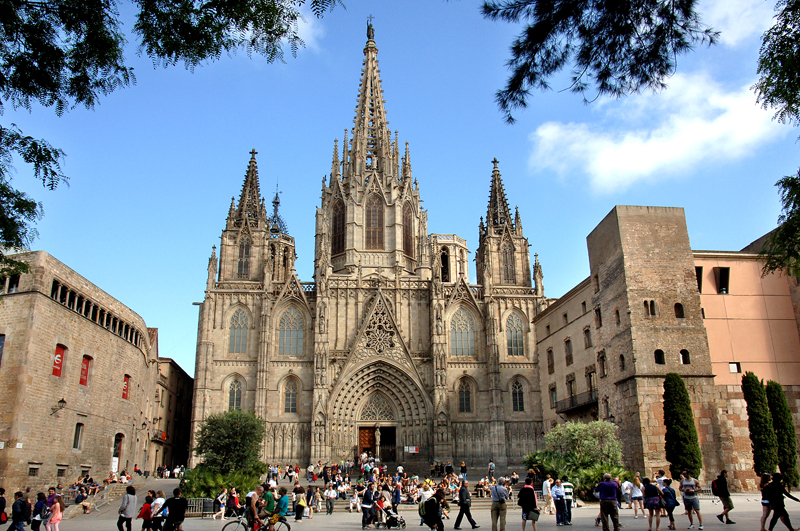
[
  {"x1": 766, "y1": 380, "x2": 799, "y2": 486},
  {"x1": 663, "y1": 372, "x2": 703, "y2": 478},
  {"x1": 741, "y1": 371, "x2": 778, "y2": 475}
]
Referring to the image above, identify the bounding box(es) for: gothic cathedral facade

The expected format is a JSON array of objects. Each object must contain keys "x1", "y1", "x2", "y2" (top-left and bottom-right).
[{"x1": 189, "y1": 25, "x2": 548, "y2": 468}]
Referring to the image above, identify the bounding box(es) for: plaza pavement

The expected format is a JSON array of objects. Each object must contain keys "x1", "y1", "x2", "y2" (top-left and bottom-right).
[{"x1": 56, "y1": 488, "x2": 783, "y2": 531}]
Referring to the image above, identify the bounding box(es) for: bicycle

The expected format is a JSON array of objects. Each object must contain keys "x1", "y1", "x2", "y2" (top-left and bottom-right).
[{"x1": 222, "y1": 514, "x2": 292, "y2": 531}]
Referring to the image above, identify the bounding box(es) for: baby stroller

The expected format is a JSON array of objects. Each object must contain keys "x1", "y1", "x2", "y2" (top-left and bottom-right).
[{"x1": 376, "y1": 500, "x2": 406, "y2": 529}]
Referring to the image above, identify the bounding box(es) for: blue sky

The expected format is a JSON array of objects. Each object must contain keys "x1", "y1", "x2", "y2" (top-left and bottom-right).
[{"x1": 8, "y1": 0, "x2": 794, "y2": 376}]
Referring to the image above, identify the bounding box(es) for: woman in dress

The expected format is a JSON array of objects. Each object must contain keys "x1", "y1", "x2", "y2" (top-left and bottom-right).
[
  {"x1": 660, "y1": 479, "x2": 679, "y2": 530},
  {"x1": 45, "y1": 495, "x2": 65, "y2": 531},
  {"x1": 518, "y1": 477, "x2": 539, "y2": 531},
  {"x1": 642, "y1": 477, "x2": 662, "y2": 531}
]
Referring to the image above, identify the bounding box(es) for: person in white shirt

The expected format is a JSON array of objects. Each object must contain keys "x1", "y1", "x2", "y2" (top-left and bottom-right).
[
  {"x1": 631, "y1": 475, "x2": 644, "y2": 518},
  {"x1": 542, "y1": 475, "x2": 553, "y2": 515},
  {"x1": 621, "y1": 478, "x2": 633, "y2": 509},
  {"x1": 324, "y1": 485, "x2": 338, "y2": 515}
]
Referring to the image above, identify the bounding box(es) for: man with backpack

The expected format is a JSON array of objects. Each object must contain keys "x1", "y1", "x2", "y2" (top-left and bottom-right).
[
  {"x1": 421, "y1": 488, "x2": 445, "y2": 531},
  {"x1": 10, "y1": 492, "x2": 31, "y2": 531},
  {"x1": 712, "y1": 470, "x2": 735, "y2": 525}
]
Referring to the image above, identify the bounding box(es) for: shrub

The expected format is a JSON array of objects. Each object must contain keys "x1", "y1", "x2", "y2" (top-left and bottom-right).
[{"x1": 742, "y1": 372, "x2": 778, "y2": 475}]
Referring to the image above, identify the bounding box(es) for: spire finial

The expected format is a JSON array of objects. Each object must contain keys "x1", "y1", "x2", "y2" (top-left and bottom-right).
[
  {"x1": 491, "y1": 157, "x2": 499, "y2": 170},
  {"x1": 250, "y1": 148, "x2": 258, "y2": 158},
  {"x1": 367, "y1": 15, "x2": 375, "y2": 40}
]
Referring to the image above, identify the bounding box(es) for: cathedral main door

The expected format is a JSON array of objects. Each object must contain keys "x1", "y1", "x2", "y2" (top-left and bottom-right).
[{"x1": 359, "y1": 427, "x2": 376, "y2": 457}]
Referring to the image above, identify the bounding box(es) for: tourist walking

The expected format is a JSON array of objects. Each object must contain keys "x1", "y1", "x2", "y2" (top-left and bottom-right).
[
  {"x1": 594, "y1": 474, "x2": 620, "y2": 531},
  {"x1": 541, "y1": 475, "x2": 552, "y2": 515},
  {"x1": 151, "y1": 491, "x2": 166, "y2": 531},
  {"x1": 621, "y1": 477, "x2": 633, "y2": 510},
  {"x1": 422, "y1": 489, "x2": 446, "y2": 531},
  {"x1": 212, "y1": 488, "x2": 228, "y2": 520},
  {"x1": 760, "y1": 474, "x2": 773, "y2": 531},
  {"x1": 325, "y1": 484, "x2": 337, "y2": 515},
  {"x1": 679, "y1": 470, "x2": 703, "y2": 530},
  {"x1": 117, "y1": 486, "x2": 137, "y2": 531},
  {"x1": 454, "y1": 480, "x2": 479, "y2": 530},
  {"x1": 490, "y1": 477, "x2": 509, "y2": 531},
  {"x1": 713, "y1": 470, "x2": 735, "y2": 525},
  {"x1": 642, "y1": 477, "x2": 662, "y2": 531},
  {"x1": 361, "y1": 483, "x2": 377, "y2": 529},
  {"x1": 764, "y1": 472, "x2": 799, "y2": 531},
  {"x1": 31, "y1": 492, "x2": 47, "y2": 531},
  {"x1": 488, "y1": 460, "x2": 496, "y2": 482},
  {"x1": 294, "y1": 485, "x2": 306, "y2": 522},
  {"x1": 10, "y1": 491, "x2": 32, "y2": 531},
  {"x1": 517, "y1": 478, "x2": 539, "y2": 531},
  {"x1": 631, "y1": 474, "x2": 644, "y2": 519},
  {"x1": 660, "y1": 479, "x2": 679, "y2": 530},
  {"x1": 45, "y1": 495, "x2": 64, "y2": 531},
  {"x1": 136, "y1": 494, "x2": 154, "y2": 530},
  {"x1": 155, "y1": 488, "x2": 188, "y2": 531}
]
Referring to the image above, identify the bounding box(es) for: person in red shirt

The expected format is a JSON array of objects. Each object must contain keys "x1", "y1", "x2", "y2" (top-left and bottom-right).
[{"x1": 136, "y1": 495, "x2": 153, "y2": 530}]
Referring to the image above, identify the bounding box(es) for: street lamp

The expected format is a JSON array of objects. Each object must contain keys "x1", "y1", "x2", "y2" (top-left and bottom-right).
[{"x1": 50, "y1": 398, "x2": 66, "y2": 415}]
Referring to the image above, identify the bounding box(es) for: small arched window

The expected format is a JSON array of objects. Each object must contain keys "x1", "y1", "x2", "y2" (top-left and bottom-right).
[
  {"x1": 278, "y1": 307, "x2": 304, "y2": 356},
  {"x1": 403, "y1": 203, "x2": 414, "y2": 257},
  {"x1": 458, "y1": 379, "x2": 472, "y2": 413},
  {"x1": 598, "y1": 351, "x2": 607, "y2": 376},
  {"x1": 615, "y1": 309, "x2": 621, "y2": 326},
  {"x1": 506, "y1": 314, "x2": 524, "y2": 357},
  {"x1": 450, "y1": 308, "x2": 475, "y2": 357},
  {"x1": 619, "y1": 354, "x2": 626, "y2": 372},
  {"x1": 654, "y1": 349, "x2": 666, "y2": 365},
  {"x1": 674, "y1": 303, "x2": 685, "y2": 318},
  {"x1": 502, "y1": 242, "x2": 515, "y2": 284},
  {"x1": 681, "y1": 349, "x2": 691, "y2": 364},
  {"x1": 512, "y1": 380, "x2": 525, "y2": 412},
  {"x1": 284, "y1": 380, "x2": 298, "y2": 413},
  {"x1": 546, "y1": 348, "x2": 554, "y2": 374},
  {"x1": 229, "y1": 380, "x2": 242, "y2": 411},
  {"x1": 229, "y1": 309, "x2": 248, "y2": 354},
  {"x1": 332, "y1": 200, "x2": 345, "y2": 255},
  {"x1": 237, "y1": 237, "x2": 250, "y2": 279},
  {"x1": 365, "y1": 195, "x2": 384, "y2": 250},
  {"x1": 440, "y1": 248, "x2": 450, "y2": 282}
]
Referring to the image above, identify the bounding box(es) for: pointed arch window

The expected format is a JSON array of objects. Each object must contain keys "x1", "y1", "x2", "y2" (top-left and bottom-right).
[
  {"x1": 284, "y1": 380, "x2": 298, "y2": 413},
  {"x1": 458, "y1": 379, "x2": 472, "y2": 413},
  {"x1": 229, "y1": 309, "x2": 248, "y2": 354},
  {"x1": 365, "y1": 195, "x2": 384, "y2": 250},
  {"x1": 278, "y1": 307, "x2": 304, "y2": 356},
  {"x1": 237, "y1": 237, "x2": 250, "y2": 279},
  {"x1": 403, "y1": 203, "x2": 414, "y2": 258},
  {"x1": 512, "y1": 380, "x2": 525, "y2": 412},
  {"x1": 332, "y1": 200, "x2": 345, "y2": 255},
  {"x1": 502, "y1": 242, "x2": 515, "y2": 284},
  {"x1": 229, "y1": 379, "x2": 242, "y2": 411},
  {"x1": 440, "y1": 248, "x2": 450, "y2": 282},
  {"x1": 450, "y1": 308, "x2": 476, "y2": 357},
  {"x1": 506, "y1": 313, "x2": 524, "y2": 357}
]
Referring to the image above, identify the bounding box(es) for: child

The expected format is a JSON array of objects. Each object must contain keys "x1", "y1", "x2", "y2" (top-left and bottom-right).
[
  {"x1": 45, "y1": 495, "x2": 64, "y2": 531},
  {"x1": 137, "y1": 495, "x2": 153, "y2": 530}
]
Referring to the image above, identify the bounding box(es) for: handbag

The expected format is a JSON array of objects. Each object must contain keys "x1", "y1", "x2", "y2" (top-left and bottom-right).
[
  {"x1": 0, "y1": 511, "x2": 7, "y2": 523},
  {"x1": 527, "y1": 510, "x2": 540, "y2": 522},
  {"x1": 298, "y1": 497, "x2": 307, "y2": 508}
]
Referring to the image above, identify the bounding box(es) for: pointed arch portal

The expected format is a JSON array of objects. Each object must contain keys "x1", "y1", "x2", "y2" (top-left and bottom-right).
[{"x1": 328, "y1": 360, "x2": 431, "y2": 463}]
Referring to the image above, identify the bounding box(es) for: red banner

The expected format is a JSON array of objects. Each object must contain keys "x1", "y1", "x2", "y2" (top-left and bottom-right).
[
  {"x1": 79, "y1": 356, "x2": 90, "y2": 386},
  {"x1": 52, "y1": 345, "x2": 65, "y2": 377},
  {"x1": 122, "y1": 374, "x2": 130, "y2": 399}
]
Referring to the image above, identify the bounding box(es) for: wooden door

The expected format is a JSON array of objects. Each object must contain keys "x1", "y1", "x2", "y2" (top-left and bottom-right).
[{"x1": 359, "y1": 427, "x2": 375, "y2": 456}]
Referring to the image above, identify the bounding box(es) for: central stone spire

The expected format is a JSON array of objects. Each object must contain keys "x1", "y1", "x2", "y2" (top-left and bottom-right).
[{"x1": 344, "y1": 21, "x2": 397, "y2": 182}]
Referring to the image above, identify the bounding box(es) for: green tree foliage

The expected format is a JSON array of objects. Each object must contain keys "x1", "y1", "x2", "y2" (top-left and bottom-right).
[
  {"x1": 481, "y1": 0, "x2": 718, "y2": 123},
  {"x1": 192, "y1": 409, "x2": 267, "y2": 476},
  {"x1": 766, "y1": 380, "x2": 799, "y2": 486},
  {"x1": 183, "y1": 467, "x2": 264, "y2": 499},
  {"x1": 523, "y1": 420, "x2": 626, "y2": 499},
  {"x1": 0, "y1": 0, "x2": 340, "y2": 271},
  {"x1": 663, "y1": 373, "x2": 703, "y2": 478},
  {"x1": 742, "y1": 372, "x2": 778, "y2": 475}
]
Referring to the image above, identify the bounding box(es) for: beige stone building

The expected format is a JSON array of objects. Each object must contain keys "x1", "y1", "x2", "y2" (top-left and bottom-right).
[
  {"x1": 535, "y1": 205, "x2": 800, "y2": 489},
  {"x1": 0, "y1": 250, "x2": 192, "y2": 491},
  {"x1": 190, "y1": 24, "x2": 548, "y2": 468}
]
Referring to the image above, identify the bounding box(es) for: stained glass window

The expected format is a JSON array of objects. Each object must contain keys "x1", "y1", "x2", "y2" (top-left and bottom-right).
[
  {"x1": 332, "y1": 201, "x2": 345, "y2": 255},
  {"x1": 450, "y1": 308, "x2": 475, "y2": 357},
  {"x1": 506, "y1": 314, "x2": 524, "y2": 357},
  {"x1": 278, "y1": 307, "x2": 304, "y2": 356},
  {"x1": 237, "y1": 237, "x2": 250, "y2": 279},
  {"x1": 458, "y1": 379, "x2": 471, "y2": 413},
  {"x1": 229, "y1": 309, "x2": 248, "y2": 354},
  {"x1": 229, "y1": 380, "x2": 242, "y2": 411},
  {"x1": 284, "y1": 380, "x2": 297, "y2": 413},
  {"x1": 403, "y1": 203, "x2": 413, "y2": 257},
  {"x1": 365, "y1": 195, "x2": 384, "y2": 249},
  {"x1": 502, "y1": 242, "x2": 515, "y2": 284},
  {"x1": 512, "y1": 380, "x2": 525, "y2": 412}
]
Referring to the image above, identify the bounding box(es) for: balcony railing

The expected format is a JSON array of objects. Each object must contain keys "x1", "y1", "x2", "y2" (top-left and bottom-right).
[{"x1": 555, "y1": 388, "x2": 598, "y2": 413}]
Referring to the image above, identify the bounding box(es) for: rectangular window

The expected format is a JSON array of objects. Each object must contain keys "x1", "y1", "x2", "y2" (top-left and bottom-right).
[
  {"x1": 587, "y1": 370, "x2": 597, "y2": 390},
  {"x1": 695, "y1": 266, "x2": 703, "y2": 293},
  {"x1": 566, "y1": 378, "x2": 575, "y2": 397},
  {"x1": 122, "y1": 374, "x2": 130, "y2": 400},
  {"x1": 583, "y1": 328, "x2": 592, "y2": 348},
  {"x1": 729, "y1": 362, "x2": 742, "y2": 373},
  {"x1": 57, "y1": 468, "x2": 66, "y2": 477},
  {"x1": 593, "y1": 274, "x2": 600, "y2": 292},
  {"x1": 73, "y1": 423, "x2": 83, "y2": 449},
  {"x1": 545, "y1": 325, "x2": 550, "y2": 336},
  {"x1": 581, "y1": 301, "x2": 587, "y2": 313},
  {"x1": 565, "y1": 339, "x2": 573, "y2": 366},
  {"x1": 79, "y1": 356, "x2": 91, "y2": 386},
  {"x1": 549, "y1": 385, "x2": 557, "y2": 409},
  {"x1": 547, "y1": 348, "x2": 554, "y2": 375},
  {"x1": 0, "y1": 334, "x2": 4, "y2": 367},
  {"x1": 7, "y1": 274, "x2": 19, "y2": 293},
  {"x1": 714, "y1": 267, "x2": 730, "y2": 294},
  {"x1": 562, "y1": 312, "x2": 568, "y2": 325},
  {"x1": 28, "y1": 467, "x2": 39, "y2": 477},
  {"x1": 53, "y1": 345, "x2": 66, "y2": 377},
  {"x1": 595, "y1": 307, "x2": 602, "y2": 328}
]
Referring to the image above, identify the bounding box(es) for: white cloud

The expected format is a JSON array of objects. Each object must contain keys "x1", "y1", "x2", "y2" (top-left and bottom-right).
[
  {"x1": 529, "y1": 73, "x2": 788, "y2": 193},
  {"x1": 700, "y1": 0, "x2": 775, "y2": 46},
  {"x1": 296, "y1": 9, "x2": 326, "y2": 52}
]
